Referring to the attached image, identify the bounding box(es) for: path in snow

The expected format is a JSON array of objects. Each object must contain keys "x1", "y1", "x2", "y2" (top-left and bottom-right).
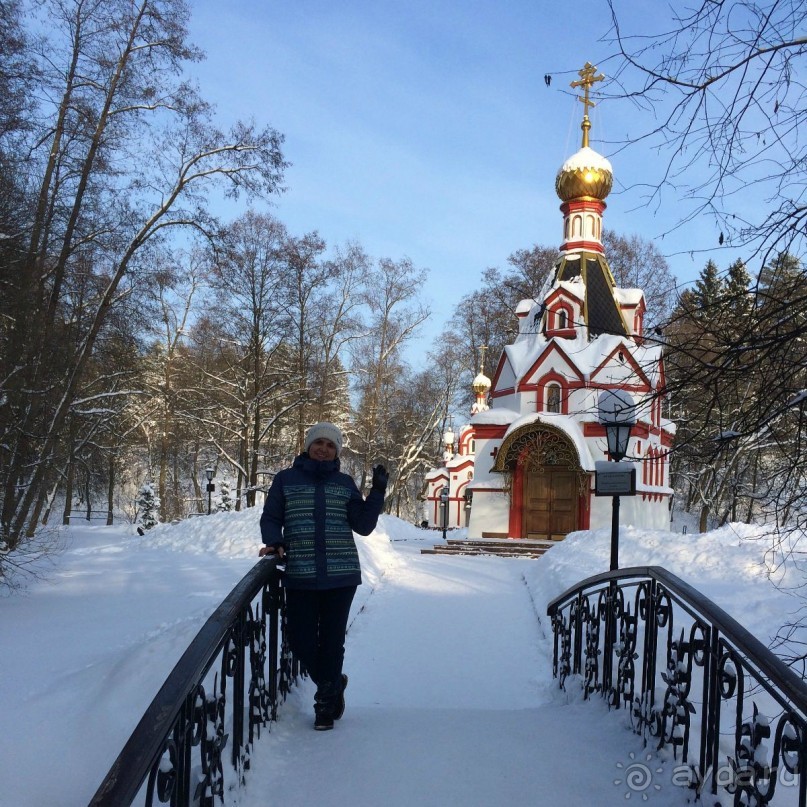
[{"x1": 241, "y1": 547, "x2": 689, "y2": 807}]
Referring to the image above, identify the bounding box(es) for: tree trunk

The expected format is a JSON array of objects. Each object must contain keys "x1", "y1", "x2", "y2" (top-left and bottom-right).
[
  {"x1": 107, "y1": 453, "x2": 115, "y2": 525},
  {"x1": 699, "y1": 504, "x2": 709, "y2": 533}
]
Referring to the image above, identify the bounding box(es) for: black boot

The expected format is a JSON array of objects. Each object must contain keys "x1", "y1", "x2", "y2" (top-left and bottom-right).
[
  {"x1": 314, "y1": 682, "x2": 337, "y2": 731},
  {"x1": 333, "y1": 673, "x2": 348, "y2": 721}
]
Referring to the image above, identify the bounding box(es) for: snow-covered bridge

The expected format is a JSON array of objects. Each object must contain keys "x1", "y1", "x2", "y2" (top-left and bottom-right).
[{"x1": 3, "y1": 512, "x2": 805, "y2": 806}]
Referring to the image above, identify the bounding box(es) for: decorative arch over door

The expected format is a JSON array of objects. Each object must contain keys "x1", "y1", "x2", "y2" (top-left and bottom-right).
[{"x1": 492, "y1": 422, "x2": 590, "y2": 540}]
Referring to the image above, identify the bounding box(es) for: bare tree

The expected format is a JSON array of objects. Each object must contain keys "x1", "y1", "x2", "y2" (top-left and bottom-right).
[
  {"x1": 203, "y1": 212, "x2": 298, "y2": 506},
  {"x1": 606, "y1": 0, "x2": 807, "y2": 261},
  {"x1": 137, "y1": 257, "x2": 202, "y2": 521},
  {"x1": 279, "y1": 229, "x2": 330, "y2": 451},
  {"x1": 0, "y1": 0, "x2": 286, "y2": 547},
  {"x1": 348, "y1": 257, "x2": 430, "y2": 493},
  {"x1": 308, "y1": 241, "x2": 369, "y2": 424},
  {"x1": 603, "y1": 231, "x2": 677, "y2": 327}
]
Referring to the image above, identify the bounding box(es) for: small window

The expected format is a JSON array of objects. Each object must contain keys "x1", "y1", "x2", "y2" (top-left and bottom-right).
[
  {"x1": 546, "y1": 384, "x2": 561, "y2": 414},
  {"x1": 558, "y1": 309, "x2": 567, "y2": 329}
]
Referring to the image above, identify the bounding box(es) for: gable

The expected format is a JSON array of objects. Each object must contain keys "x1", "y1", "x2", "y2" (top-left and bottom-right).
[
  {"x1": 590, "y1": 345, "x2": 652, "y2": 389},
  {"x1": 491, "y1": 350, "x2": 516, "y2": 393},
  {"x1": 519, "y1": 341, "x2": 585, "y2": 388}
]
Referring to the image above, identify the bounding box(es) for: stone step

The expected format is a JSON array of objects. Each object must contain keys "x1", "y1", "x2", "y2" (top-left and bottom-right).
[
  {"x1": 446, "y1": 538, "x2": 555, "y2": 549},
  {"x1": 420, "y1": 539, "x2": 554, "y2": 559}
]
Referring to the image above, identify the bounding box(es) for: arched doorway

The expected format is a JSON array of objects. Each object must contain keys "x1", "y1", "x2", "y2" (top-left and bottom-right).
[{"x1": 492, "y1": 423, "x2": 588, "y2": 540}]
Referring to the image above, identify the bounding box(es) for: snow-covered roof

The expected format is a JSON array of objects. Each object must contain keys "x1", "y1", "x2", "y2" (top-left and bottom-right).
[
  {"x1": 554, "y1": 279, "x2": 585, "y2": 298},
  {"x1": 613, "y1": 288, "x2": 644, "y2": 307},
  {"x1": 446, "y1": 455, "x2": 473, "y2": 470},
  {"x1": 515, "y1": 298, "x2": 539, "y2": 315},
  {"x1": 466, "y1": 476, "x2": 505, "y2": 491},
  {"x1": 499, "y1": 330, "x2": 664, "y2": 390},
  {"x1": 471, "y1": 407, "x2": 520, "y2": 426}
]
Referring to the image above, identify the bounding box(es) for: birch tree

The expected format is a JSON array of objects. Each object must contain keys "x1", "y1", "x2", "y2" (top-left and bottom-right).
[
  {"x1": 0, "y1": 0, "x2": 285, "y2": 547},
  {"x1": 348, "y1": 256, "x2": 430, "y2": 494}
]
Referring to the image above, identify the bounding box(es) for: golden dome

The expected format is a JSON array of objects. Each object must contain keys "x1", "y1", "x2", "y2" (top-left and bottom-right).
[
  {"x1": 472, "y1": 372, "x2": 491, "y2": 395},
  {"x1": 555, "y1": 146, "x2": 613, "y2": 202}
]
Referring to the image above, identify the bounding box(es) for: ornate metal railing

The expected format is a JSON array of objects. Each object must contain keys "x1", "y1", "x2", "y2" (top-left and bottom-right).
[
  {"x1": 89, "y1": 556, "x2": 300, "y2": 806},
  {"x1": 548, "y1": 566, "x2": 807, "y2": 806}
]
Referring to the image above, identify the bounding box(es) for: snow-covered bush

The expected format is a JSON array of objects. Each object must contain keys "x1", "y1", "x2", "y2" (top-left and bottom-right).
[
  {"x1": 216, "y1": 478, "x2": 234, "y2": 512},
  {"x1": 136, "y1": 482, "x2": 161, "y2": 531}
]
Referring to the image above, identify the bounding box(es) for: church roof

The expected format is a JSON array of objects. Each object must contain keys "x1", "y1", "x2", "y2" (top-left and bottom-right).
[
  {"x1": 614, "y1": 288, "x2": 644, "y2": 307},
  {"x1": 553, "y1": 252, "x2": 628, "y2": 338},
  {"x1": 497, "y1": 329, "x2": 664, "y2": 391}
]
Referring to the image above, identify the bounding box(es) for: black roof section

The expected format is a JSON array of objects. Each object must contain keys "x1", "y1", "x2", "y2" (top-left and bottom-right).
[{"x1": 552, "y1": 252, "x2": 629, "y2": 338}]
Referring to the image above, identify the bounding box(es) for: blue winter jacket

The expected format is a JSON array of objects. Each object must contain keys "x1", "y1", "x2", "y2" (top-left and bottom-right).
[{"x1": 259, "y1": 453, "x2": 384, "y2": 590}]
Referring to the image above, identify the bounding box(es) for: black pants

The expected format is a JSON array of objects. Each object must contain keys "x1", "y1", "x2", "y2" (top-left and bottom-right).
[{"x1": 284, "y1": 586, "x2": 357, "y2": 688}]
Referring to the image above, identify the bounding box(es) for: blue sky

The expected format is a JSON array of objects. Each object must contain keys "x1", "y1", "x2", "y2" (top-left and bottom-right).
[{"x1": 187, "y1": 0, "x2": 726, "y2": 351}]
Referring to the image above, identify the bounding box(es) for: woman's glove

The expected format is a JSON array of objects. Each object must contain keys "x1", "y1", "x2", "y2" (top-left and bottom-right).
[{"x1": 371, "y1": 464, "x2": 389, "y2": 493}]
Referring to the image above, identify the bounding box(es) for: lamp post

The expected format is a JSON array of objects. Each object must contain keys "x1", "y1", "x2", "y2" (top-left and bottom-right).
[
  {"x1": 597, "y1": 391, "x2": 636, "y2": 572},
  {"x1": 205, "y1": 467, "x2": 215, "y2": 515},
  {"x1": 439, "y1": 485, "x2": 450, "y2": 540}
]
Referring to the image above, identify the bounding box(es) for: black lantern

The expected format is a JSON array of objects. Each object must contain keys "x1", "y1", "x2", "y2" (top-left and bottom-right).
[
  {"x1": 205, "y1": 467, "x2": 215, "y2": 515},
  {"x1": 439, "y1": 485, "x2": 450, "y2": 540},
  {"x1": 598, "y1": 390, "x2": 636, "y2": 463},
  {"x1": 604, "y1": 420, "x2": 633, "y2": 462},
  {"x1": 597, "y1": 391, "x2": 637, "y2": 571}
]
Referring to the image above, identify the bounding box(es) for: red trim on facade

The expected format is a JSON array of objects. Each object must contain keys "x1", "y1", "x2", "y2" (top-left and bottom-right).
[
  {"x1": 546, "y1": 327, "x2": 577, "y2": 339},
  {"x1": 579, "y1": 481, "x2": 591, "y2": 530},
  {"x1": 509, "y1": 462, "x2": 525, "y2": 537},
  {"x1": 590, "y1": 347, "x2": 652, "y2": 389},
  {"x1": 560, "y1": 239, "x2": 604, "y2": 253},
  {"x1": 474, "y1": 423, "x2": 507, "y2": 439},
  {"x1": 535, "y1": 371, "x2": 570, "y2": 414},
  {"x1": 490, "y1": 350, "x2": 509, "y2": 393},
  {"x1": 545, "y1": 285, "x2": 584, "y2": 306},
  {"x1": 583, "y1": 422, "x2": 606, "y2": 437},
  {"x1": 561, "y1": 198, "x2": 607, "y2": 214},
  {"x1": 518, "y1": 341, "x2": 586, "y2": 389},
  {"x1": 449, "y1": 458, "x2": 474, "y2": 473}
]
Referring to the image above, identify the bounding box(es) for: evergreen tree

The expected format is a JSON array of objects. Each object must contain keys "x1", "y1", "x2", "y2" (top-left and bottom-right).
[
  {"x1": 216, "y1": 479, "x2": 234, "y2": 513},
  {"x1": 692, "y1": 260, "x2": 724, "y2": 313},
  {"x1": 136, "y1": 483, "x2": 160, "y2": 531},
  {"x1": 725, "y1": 259, "x2": 752, "y2": 321}
]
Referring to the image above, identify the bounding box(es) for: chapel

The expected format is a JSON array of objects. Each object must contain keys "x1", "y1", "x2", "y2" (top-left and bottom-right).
[{"x1": 423, "y1": 63, "x2": 675, "y2": 539}]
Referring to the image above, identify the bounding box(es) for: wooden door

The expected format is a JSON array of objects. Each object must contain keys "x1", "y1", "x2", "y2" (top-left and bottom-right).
[{"x1": 523, "y1": 469, "x2": 578, "y2": 540}]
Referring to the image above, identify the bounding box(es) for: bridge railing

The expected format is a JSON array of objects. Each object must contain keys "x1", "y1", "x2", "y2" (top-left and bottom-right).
[
  {"x1": 89, "y1": 557, "x2": 300, "y2": 807},
  {"x1": 547, "y1": 565, "x2": 807, "y2": 807}
]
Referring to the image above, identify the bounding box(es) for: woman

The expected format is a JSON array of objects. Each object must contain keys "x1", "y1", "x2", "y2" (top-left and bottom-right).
[{"x1": 259, "y1": 422, "x2": 387, "y2": 731}]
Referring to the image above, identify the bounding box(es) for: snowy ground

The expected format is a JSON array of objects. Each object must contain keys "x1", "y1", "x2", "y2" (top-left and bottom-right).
[{"x1": 0, "y1": 511, "x2": 802, "y2": 806}]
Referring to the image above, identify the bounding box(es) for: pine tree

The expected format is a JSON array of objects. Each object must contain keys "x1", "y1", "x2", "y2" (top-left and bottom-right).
[
  {"x1": 136, "y1": 483, "x2": 161, "y2": 531},
  {"x1": 216, "y1": 479, "x2": 234, "y2": 512},
  {"x1": 692, "y1": 260, "x2": 725, "y2": 314}
]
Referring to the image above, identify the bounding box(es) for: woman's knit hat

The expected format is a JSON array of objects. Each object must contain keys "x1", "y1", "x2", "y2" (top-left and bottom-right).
[{"x1": 304, "y1": 422, "x2": 343, "y2": 456}]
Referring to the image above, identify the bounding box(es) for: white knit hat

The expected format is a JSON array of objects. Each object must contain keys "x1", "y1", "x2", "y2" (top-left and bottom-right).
[{"x1": 304, "y1": 422, "x2": 343, "y2": 456}]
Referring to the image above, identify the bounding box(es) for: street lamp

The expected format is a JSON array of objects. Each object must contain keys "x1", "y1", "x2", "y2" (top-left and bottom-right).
[
  {"x1": 205, "y1": 467, "x2": 215, "y2": 515},
  {"x1": 439, "y1": 485, "x2": 450, "y2": 540},
  {"x1": 597, "y1": 391, "x2": 637, "y2": 571}
]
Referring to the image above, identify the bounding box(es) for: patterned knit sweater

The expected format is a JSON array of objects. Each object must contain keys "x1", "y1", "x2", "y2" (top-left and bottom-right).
[{"x1": 259, "y1": 454, "x2": 384, "y2": 590}]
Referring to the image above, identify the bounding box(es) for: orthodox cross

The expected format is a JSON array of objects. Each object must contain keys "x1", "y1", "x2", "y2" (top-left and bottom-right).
[
  {"x1": 479, "y1": 345, "x2": 488, "y2": 375},
  {"x1": 570, "y1": 62, "x2": 605, "y2": 148}
]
